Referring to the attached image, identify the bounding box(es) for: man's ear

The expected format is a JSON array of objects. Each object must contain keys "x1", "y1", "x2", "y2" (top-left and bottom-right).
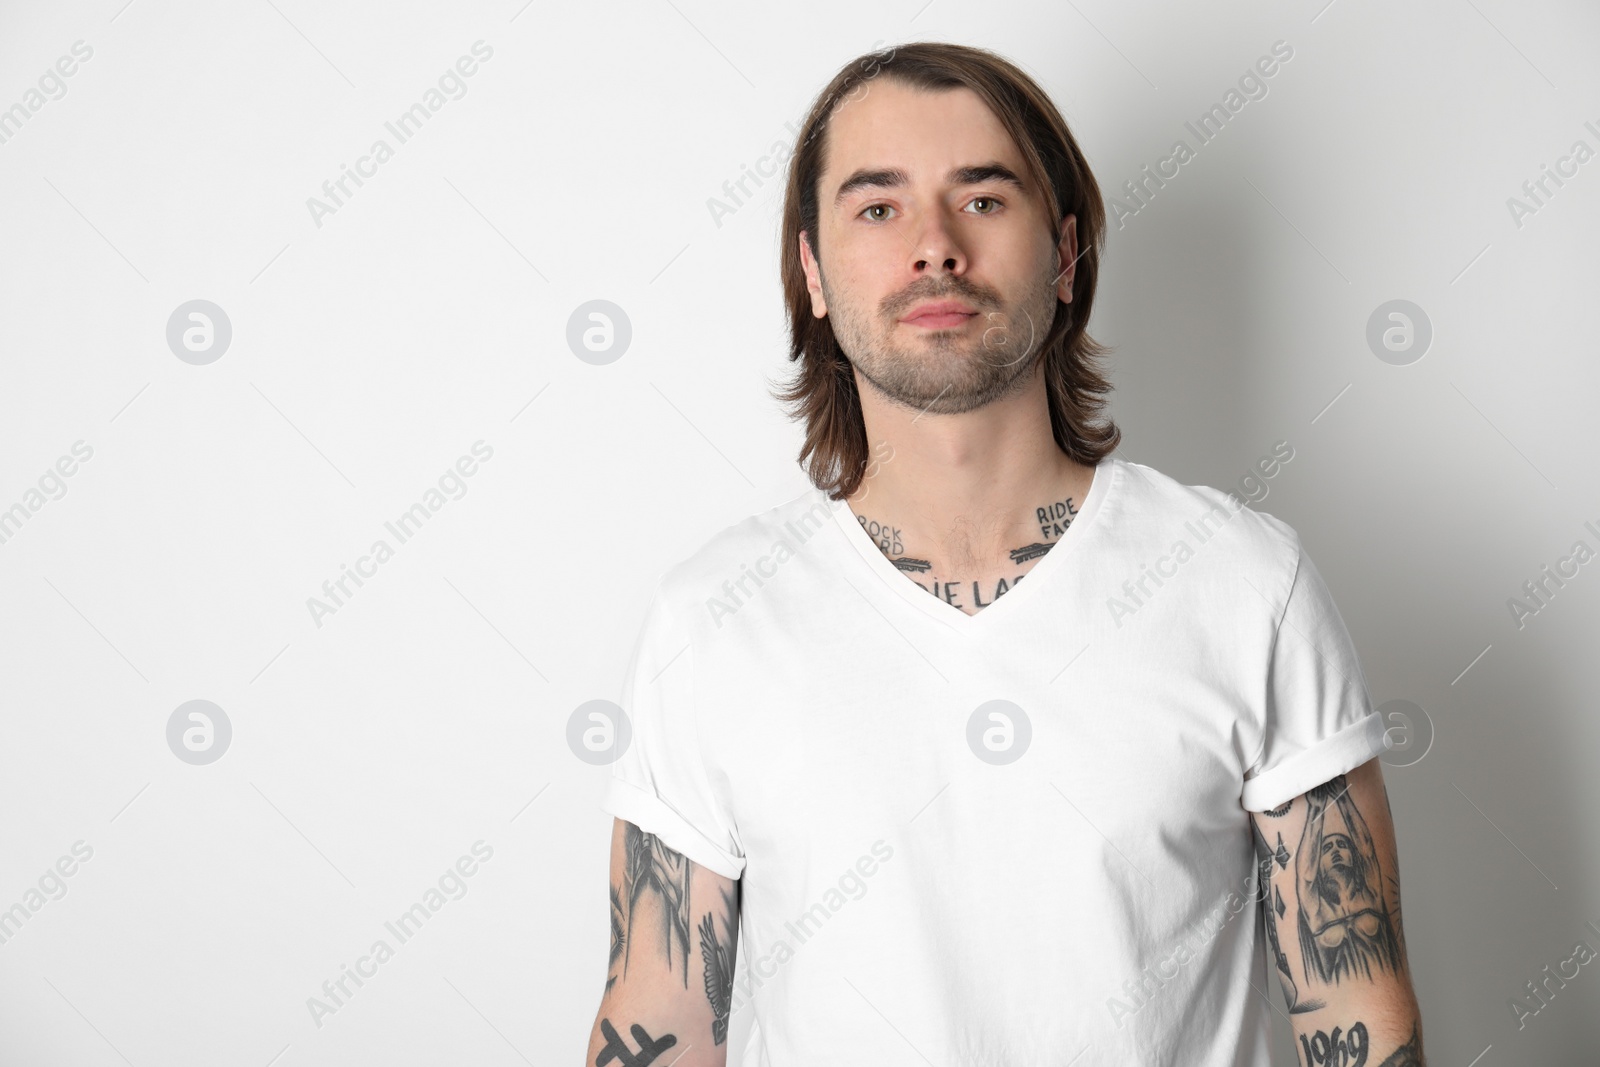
[
  {"x1": 1054, "y1": 214, "x2": 1078, "y2": 303},
  {"x1": 800, "y1": 229, "x2": 827, "y2": 318}
]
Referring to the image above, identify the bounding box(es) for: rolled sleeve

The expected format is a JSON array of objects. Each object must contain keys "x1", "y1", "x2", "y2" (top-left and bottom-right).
[
  {"x1": 1242, "y1": 542, "x2": 1392, "y2": 813},
  {"x1": 599, "y1": 580, "x2": 746, "y2": 880},
  {"x1": 602, "y1": 776, "x2": 744, "y2": 880}
]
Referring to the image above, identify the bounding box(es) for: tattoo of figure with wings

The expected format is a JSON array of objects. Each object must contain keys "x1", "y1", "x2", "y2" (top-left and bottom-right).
[
  {"x1": 1295, "y1": 775, "x2": 1401, "y2": 985},
  {"x1": 622, "y1": 823, "x2": 693, "y2": 986},
  {"x1": 698, "y1": 882, "x2": 738, "y2": 1044}
]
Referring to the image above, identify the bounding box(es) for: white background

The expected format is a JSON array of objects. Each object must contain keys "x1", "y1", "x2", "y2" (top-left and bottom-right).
[{"x1": 0, "y1": 0, "x2": 1596, "y2": 1063}]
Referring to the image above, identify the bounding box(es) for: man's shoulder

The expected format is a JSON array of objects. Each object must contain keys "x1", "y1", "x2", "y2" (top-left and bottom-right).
[
  {"x1": 652, "y1": 484, "x2": 845, "y2": 609},
  {"x1": 1116, "y1": 457, "x2": 1303, "y2": 572}
]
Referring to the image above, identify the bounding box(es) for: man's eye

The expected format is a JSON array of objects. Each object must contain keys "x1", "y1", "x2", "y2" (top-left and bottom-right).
[{"x1": 859, "y1": 198, "x2": 1002, "y2": 221}]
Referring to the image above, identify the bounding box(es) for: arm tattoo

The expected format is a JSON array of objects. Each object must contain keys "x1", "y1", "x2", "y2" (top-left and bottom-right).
[
  {"x1": 698, "y1": 882, "x2": 738, "y2": 1044},
  {"x1": 1295, "y1": 1019, "x2": 1424, "y2": 1067},
  {"x1": 1296, "y1": 1020, "x2": 1423, "y2": 1067},
  {"x1": 1298, "y1": 1021, "x2": 1369, "y2": 1066},
  {"x1": 606, "y1": 882, "x2": 625, "y2": 995},
  {"x1": 1294, "y1": 775, "x2": 1401, "y2": 985},
  {"x1": 595, "y1": 1018, "x2": 677, "y2": 1066},
  {"x1": 622, "y1": 823, "x2": 693, "y2": 986},
  {"x1": 1254, "y1": 810, "x2": 1325, "y2": 1013}
]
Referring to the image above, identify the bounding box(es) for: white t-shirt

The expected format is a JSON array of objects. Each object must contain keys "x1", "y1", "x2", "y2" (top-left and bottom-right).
[{"x1": 601, "y1": 455, "x2": 1391, "y2": 1066}]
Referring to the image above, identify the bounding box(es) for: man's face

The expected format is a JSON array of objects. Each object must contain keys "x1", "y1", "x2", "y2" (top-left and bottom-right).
[{"x1": 801, "y1": 79, "x2": 1076, "y2": 416}]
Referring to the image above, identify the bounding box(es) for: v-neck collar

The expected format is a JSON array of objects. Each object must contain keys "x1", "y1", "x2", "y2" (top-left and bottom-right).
[{"x1": 827, "y1": 455, "x2": 1121, "y2": 635}]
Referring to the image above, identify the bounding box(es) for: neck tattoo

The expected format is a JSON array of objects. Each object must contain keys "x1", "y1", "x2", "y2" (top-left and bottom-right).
[{"x1": 855, "y1": 495, "x2": 1080, "y2": 614}]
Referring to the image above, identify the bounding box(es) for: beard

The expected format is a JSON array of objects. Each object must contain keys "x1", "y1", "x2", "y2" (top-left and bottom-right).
[{"x1": 821, "y1": 254, "x2": 1064, "y2": 416}]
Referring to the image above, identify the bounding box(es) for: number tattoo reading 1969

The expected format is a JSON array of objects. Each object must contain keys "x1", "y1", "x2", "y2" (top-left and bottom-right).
[{"x1": 1298, "y1": 1022, "x2": 1367, "y2": 1067}]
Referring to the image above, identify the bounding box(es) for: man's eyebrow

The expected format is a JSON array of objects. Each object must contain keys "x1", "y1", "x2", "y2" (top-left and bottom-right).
[{"x1": 831, "y1": 162, "x2": 1027, "y2": 207}]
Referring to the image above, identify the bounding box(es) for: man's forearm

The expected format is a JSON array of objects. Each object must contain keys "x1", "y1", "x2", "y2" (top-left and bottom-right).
[
  {"x1": 1287, "y1": 986, "x2": 1424, "y2": 1066},
  {"x1": 1252, "y1": 759, "x2": 1426, "y2": 1065}
]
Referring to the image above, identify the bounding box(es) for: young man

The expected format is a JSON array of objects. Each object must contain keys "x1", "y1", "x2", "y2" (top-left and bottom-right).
[{"x1": 587, "y1": 42, "x2": 1425, "y2": 1066}]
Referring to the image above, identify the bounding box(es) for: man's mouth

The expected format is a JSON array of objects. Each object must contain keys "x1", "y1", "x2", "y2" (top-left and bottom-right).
[{"x1": 901, "y1": 300, "x2": 978, "y2": 329}]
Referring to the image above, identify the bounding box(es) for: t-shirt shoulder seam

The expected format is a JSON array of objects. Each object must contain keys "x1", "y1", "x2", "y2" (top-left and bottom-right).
[
  {"x1": 651, "y1": 488, "x2": 834, "y2": 599},
  {"x1": 1248, "y1": 535, "x2": 1308, "y2": 776},
  {"x1": 652, "y1": 569, "x2": 740, "y2": 868}
]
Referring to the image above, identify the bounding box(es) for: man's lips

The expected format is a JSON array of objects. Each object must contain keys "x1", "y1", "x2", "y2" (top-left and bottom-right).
[{"x1": 901, "y1": 301, "x2": 978, "y2": 328}]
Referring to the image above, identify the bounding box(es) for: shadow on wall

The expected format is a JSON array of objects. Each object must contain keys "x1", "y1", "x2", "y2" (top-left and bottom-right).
[{"x1": 1094, "y1": 146, "x2": 1600, "y2": 1061}]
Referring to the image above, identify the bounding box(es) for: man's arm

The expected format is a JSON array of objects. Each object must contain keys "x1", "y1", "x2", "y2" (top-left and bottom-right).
[
  {"x1": 1251, "y1": 757, "x2": 1426, "y2": 1066},
  {"x1": 585, "y1": 818, "x2": 741, "y2": 1067}
]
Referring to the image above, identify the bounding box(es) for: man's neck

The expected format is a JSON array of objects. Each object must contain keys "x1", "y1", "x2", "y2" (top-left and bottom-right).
[
  {"x1": 847, "y1": 450, "x2": 1092, "y2": 551},
  {"x1": 840, "y1": 382, "x2": 1098, "y2": 613}
]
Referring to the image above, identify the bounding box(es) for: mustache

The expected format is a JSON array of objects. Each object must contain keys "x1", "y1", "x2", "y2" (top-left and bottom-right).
[{"x1": 884, "y1": 281, "x2": 997, "y2": 316}]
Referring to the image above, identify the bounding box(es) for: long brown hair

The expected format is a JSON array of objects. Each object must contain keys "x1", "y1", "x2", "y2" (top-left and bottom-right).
[{"x1": 771, "y1": 41, "x2": 1120, "y2": 501}]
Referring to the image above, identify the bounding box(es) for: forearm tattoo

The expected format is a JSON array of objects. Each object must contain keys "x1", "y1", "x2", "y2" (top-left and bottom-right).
[
  {"x1": 1255, "y1": 777, "x2": 1424, "y2": 1066},
  {"x1": 1295, "y1": 1019, "x2": 1423, "y2": 1067},
  {"x1": 603, "y1": 823, "x2": 741, "y2": 1057},
  {"x1": 699, "y1": 882, "x2": 738, "y2": 1044},
  {"x1": 607, "y1": 883, "x2": 625, "y2": 995},
  {"x1": 594, "y1": 1018, "x2": 677, "y2": 1066},
  {"x1": 1254, "y1": 817, "x2": 1325, "y2": 1013},
  {"x1": 1294, "y1": 776, "x2": 1402, "y2": 984},
  {"x1": 622, "y1": 822, "x2": 693, "y2": 985},
  {"x1": 1299, "y1": 1022, "x2": 1369, "y2": 1066}
]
